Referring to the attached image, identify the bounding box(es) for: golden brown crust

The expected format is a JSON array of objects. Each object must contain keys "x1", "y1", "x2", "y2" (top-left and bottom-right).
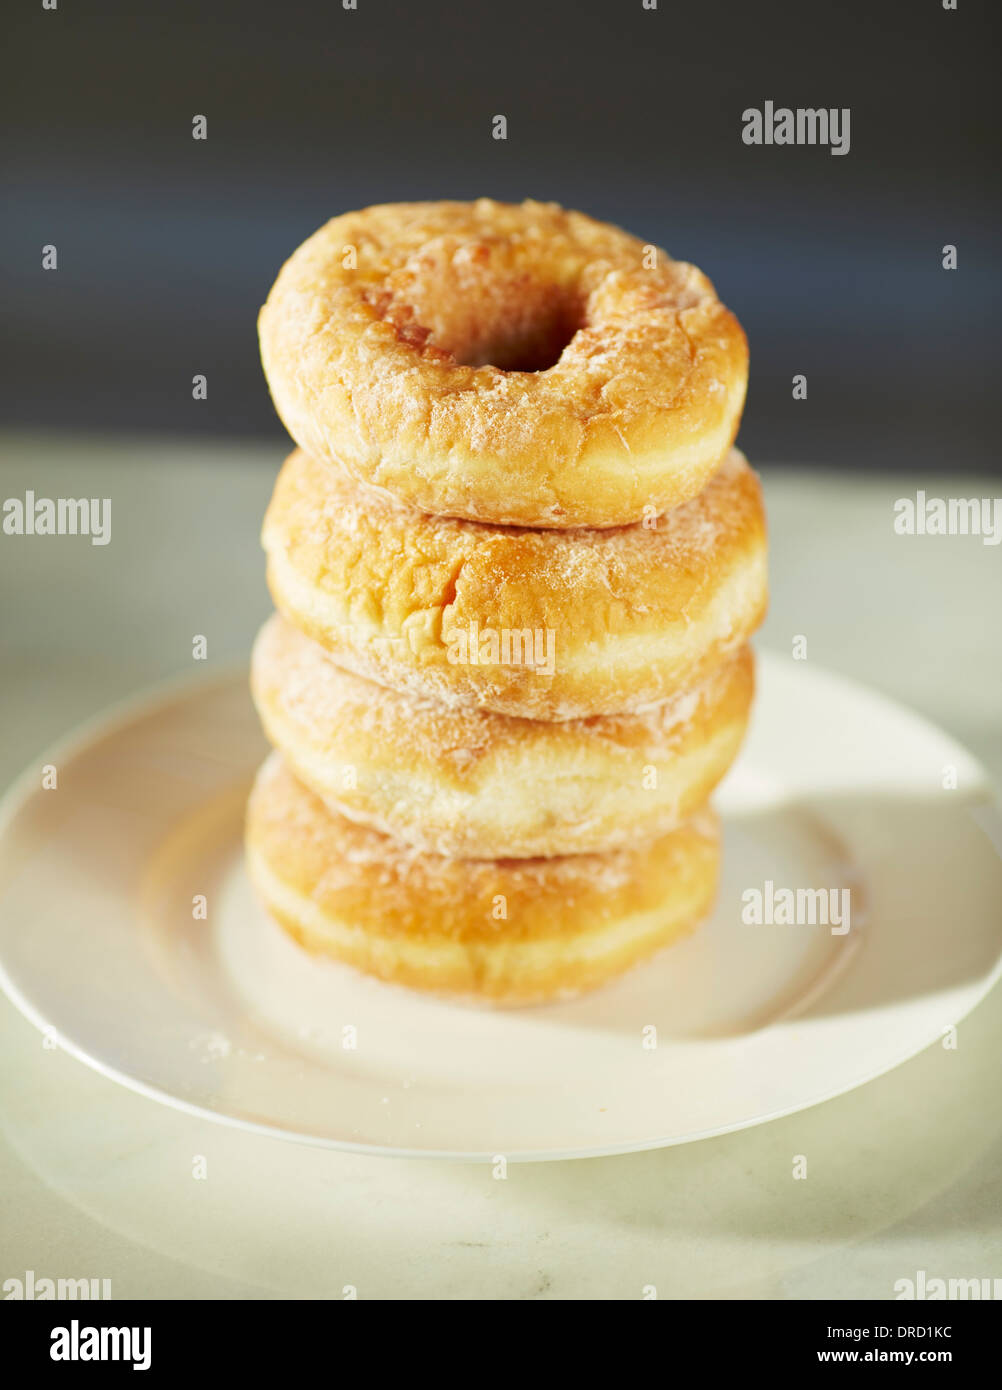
[
  {"x1": 262, "y1": 445, "x2": 768, "y2": 719},
  {"x1": 246, "y1": 755, "x2": 720, "y2": 1005},
  {"x1": 251, "y1": 614, "x2": 755, "y2": 858},
  {"x1": 258, "y1": 199, "x2": 748, "y2": 528}
]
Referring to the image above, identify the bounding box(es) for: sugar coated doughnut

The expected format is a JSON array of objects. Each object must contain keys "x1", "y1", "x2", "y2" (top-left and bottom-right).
[
  {"x1": 246, "y1": 755, "x2": 720, "y2": 1006},
  {"x1": 251, "y1": 614, "x2": 754, "y2": 859},
  {"x1": 258, "y1": 200, "x2": 748, "y2": 528},
  {"x1": 262, "y1": 446, "x2": 767, "y2": 720}
]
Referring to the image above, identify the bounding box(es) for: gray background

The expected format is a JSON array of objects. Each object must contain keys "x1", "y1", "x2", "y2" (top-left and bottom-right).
[{"x1": 2, "y1": 0, "x2": 998, "y2": 472}]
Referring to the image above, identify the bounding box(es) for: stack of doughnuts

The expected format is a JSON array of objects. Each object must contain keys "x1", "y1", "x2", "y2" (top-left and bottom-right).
[{"x1": 248, "y1": 200, "x2": 766, "y2": 1006}]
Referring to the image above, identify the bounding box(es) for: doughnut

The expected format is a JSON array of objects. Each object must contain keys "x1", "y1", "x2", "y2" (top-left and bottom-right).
[
  {"x1": 245, "y1": 754, "x2": 721, "y2": 1006},
  {"x1": 258, "y1": 199, "x2": 748, "y2": 529},
  {"x1": 251, "y1": 614, "x2": 755, "y2": 859},
  {"x1": 262, "y1": 445, "x2": 767, "y2": 720}
]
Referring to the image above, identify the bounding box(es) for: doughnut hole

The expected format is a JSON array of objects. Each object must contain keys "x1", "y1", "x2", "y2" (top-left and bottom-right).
[{"x1": 363, "y1": 234, "x2": 586, "y2": 372}]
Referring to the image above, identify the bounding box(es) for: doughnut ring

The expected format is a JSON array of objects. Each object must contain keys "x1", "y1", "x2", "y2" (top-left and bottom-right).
[
  {"x1": 251, "y1": 614, "x2": 755, "y2": 859},
  {"x1": 246, "y1": 755, "x2": 721, "y2": 1006},
  {"x1": 262, "y1": 446, "x2": 767, "y2": 720},
  {"x1": 258, "y1": 200, "x2": 748, "y2": 529}
]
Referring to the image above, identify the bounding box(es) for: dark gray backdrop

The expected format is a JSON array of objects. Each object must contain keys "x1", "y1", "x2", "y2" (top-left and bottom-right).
[{"x1": 4, "y1": 0, "x2": 998, "y2": 472}]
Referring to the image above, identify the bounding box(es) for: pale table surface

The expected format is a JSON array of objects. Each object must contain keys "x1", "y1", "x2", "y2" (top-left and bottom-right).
[{"x1": 1, "y1": 432, "x2": 999, "y2": 1300}]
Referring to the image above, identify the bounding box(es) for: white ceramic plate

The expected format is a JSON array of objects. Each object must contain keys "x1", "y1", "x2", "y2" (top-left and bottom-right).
[{"x1": 0, "y1": 653, "x2": 999, "y2": 1161}]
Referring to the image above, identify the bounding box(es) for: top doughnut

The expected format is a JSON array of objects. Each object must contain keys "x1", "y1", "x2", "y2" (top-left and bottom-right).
[{"x1": 258, "y1": 199, "x2": 748, "y2": 529}]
